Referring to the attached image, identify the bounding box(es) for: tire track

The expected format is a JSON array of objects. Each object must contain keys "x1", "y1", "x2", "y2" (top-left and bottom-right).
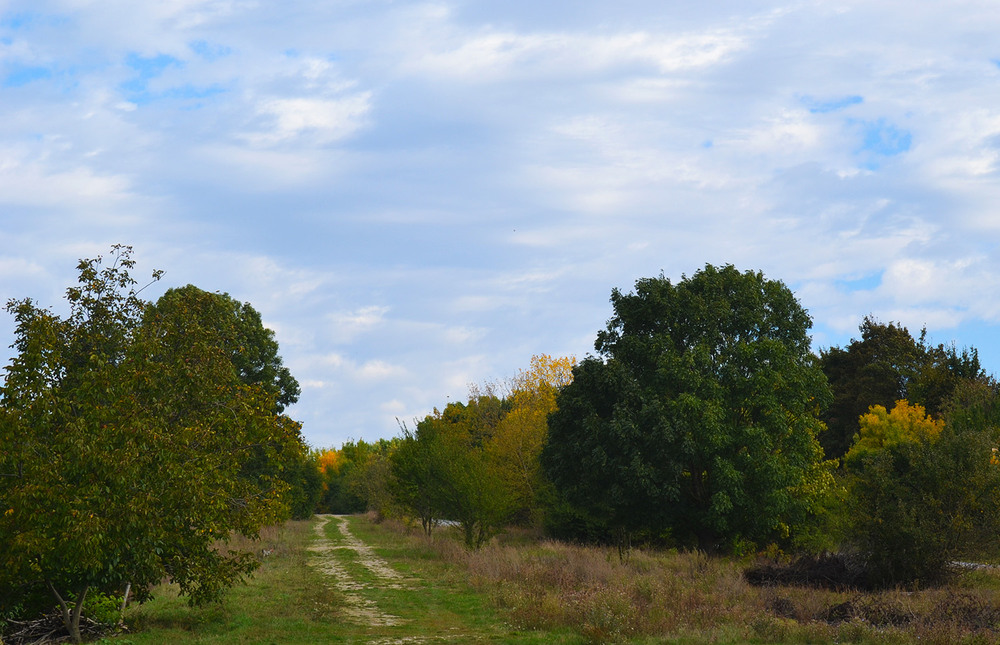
[{"x1": 307, "y1": 514, "x2": 410, "y2": 626}]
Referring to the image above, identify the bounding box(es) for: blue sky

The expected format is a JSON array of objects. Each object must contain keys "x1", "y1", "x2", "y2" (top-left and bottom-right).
[{"x1": 3, "y1": 1, "x2": 1000, "y2": 448}]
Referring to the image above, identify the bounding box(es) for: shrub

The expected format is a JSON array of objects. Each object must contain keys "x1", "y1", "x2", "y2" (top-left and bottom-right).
[{"x1": 843, "y1": 387, "x2": 1000, "y2": 587}]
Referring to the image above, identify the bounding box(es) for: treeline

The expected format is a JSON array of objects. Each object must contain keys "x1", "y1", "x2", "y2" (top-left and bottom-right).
[
  {"x1": 309, "y1": 355, "x2": 575, "y2": 549},
  {"x1": 332, "y1": 264, "x2": 1000, "y2": 590}
]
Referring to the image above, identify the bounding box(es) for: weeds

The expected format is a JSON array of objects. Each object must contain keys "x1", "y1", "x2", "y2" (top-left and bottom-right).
[{"x1": 379, "y1": 516, "x2": 1000, "y2": 643}]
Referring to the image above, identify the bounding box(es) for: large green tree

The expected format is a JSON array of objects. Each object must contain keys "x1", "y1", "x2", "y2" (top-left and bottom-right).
[
  {"x1": 542, "y1": 265, "x2": 834, "y2": 552},
  {"x1": 151, "y1": 284, "x2": 300, "y2": 412},
  {"x1": 0, "y1": 247, "x2": 303, "y2": 642},
  {"x1": 146, "y1": 286, "x2": 316, "y2": 519}
]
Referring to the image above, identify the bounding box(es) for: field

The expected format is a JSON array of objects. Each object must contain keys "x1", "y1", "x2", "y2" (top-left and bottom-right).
[{"x1": 101, "y1": 515, "x2": 1000, "y2": 644}]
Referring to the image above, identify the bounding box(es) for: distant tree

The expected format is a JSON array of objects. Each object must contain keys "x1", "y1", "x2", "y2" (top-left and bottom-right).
[
  {"x1": 542, "y1": 265, "x2": 834, "y2": 552},
  {"x1": 819, "y1": 317, "x2": 983, "y2": 460},
  {"x1": 427, "y1": 399, "x2": 520, "y2": 549},
  {"x1": 489, "y1": 354, "x2": 575, "y2": 525},
  {"x1": 346, "y1": 438, "x2": 401, "y2": 520},
  {"x1": 314, "y1": 441, "x2": 380, "y2": 514},
  {"x1": 0, "y1": 247, "x2": 302, "y2": 643},
  {"x1": 391, "y1": 424, "x2": 442, "y2": 535},
  {"x1": 910, "y1": 342, "x2": 984, "y2": 418}
]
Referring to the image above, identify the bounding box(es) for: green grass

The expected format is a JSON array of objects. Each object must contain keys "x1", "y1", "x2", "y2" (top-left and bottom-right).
[
  {"x1": 103, "y1": 516, "x2": 578, "y2": 644},
  {"x1": 97, "y1": 515, "x2": 1000, "y2": 644}
]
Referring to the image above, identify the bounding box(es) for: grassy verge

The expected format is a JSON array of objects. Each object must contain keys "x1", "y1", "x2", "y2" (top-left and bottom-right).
[{"x1": 104, "y1": 520, "x2": 343, "y2": 644}]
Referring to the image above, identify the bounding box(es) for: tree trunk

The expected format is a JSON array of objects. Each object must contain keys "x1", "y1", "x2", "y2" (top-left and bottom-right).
[
  {"x1": 121, "y1": 582, "x2": 132, "y2": 614},
  {"x1": 47, "y1": 581, "x2": 89, "y2": 644}
]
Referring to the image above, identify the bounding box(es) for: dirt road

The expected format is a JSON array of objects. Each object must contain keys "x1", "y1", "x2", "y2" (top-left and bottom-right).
[{"x1": 307, "y1": 514, "x2": 413, "y2": 627}]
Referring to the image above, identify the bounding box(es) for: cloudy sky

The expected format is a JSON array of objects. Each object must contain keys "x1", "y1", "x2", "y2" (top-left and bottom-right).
[{"x1": 2, "y1": 0, "x2": 1000, "y2": 448}]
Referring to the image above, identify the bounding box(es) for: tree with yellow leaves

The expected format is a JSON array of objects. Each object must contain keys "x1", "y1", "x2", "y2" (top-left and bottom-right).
[
  {"x1": 844, "y1": 399, "x2": 944, "y2": 467},
  {"x1": 391, "y1": 354, "x2": 575, "y2": 546},
  {"x1": 488, "y1": 354, "x2": 575, "y2": 524}
]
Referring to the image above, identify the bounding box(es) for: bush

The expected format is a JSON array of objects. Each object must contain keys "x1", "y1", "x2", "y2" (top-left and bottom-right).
[
  {"x1": 843, "y1": 385, "x2": 1000, "y2": 587},
  {"x1": 83, "y1": 592, "x2": 124, "y2": 627}
]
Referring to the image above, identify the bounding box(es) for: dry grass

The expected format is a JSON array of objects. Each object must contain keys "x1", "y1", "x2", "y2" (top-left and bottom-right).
[{"x1": 377, "y1": 516, "x2": 1000, "y2": 644}]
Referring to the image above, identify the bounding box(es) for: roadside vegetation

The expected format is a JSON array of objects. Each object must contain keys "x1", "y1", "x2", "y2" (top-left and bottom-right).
[{"x1": 5, "y1": 251, "x2": 1000, "y2": 643}]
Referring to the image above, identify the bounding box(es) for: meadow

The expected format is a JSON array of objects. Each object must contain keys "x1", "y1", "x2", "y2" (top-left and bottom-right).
[{"x1": 95, "y1": 514, "x2": 1000, "y2": 645}]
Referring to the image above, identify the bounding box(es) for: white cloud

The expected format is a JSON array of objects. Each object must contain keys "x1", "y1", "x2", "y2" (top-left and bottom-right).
[
  {"x1": 0, "y1": 155, "x2": 133, "y2": 207},
  {"x1": 357, "y1": 359, "x2": 407, "y2": 381},
  {"x1": 328, "y1": 306, "x2": 390, "y2": 341},
  {"x1": 243, "y1": 94, "x2": 372, "y2": 146},
  {"x1": 403, "y1": 27, "x2": 747, "y2": 81}
]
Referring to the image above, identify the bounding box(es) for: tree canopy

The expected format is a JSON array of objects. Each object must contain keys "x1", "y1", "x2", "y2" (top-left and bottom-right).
[
  {"x1": 151, "y1": 284, "x2": 300, "y2": 413},
  {"x1": 819, "y1": 316, "x2": 984, "y2": 460},
  {"x1": 542, "y1": 264, "x2": 833, "y2": 552}
]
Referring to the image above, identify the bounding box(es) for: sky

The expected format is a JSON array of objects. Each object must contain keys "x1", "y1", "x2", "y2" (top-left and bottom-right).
[{"x1": 3, "y1": 0, "x2": 1000, "y2": 449}]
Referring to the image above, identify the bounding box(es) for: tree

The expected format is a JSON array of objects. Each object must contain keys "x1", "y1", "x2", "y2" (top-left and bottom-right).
[
  {"x1": 842, "y1": 384, "x2": 1000, "y2": 586},
  {"x1": 151, "y1": 285, "x2": 300, "y2": 412},
  {"x1": 843, "y1": 400, "x2": 944, "y2": 466},
  {"x1": 146, "y1": 285, "x2": 314, "y2": 519},
  {"x1": 0, "y1": 247, "x2": 302, "y2": 642},
  {"x1": 424, "y1": 399, "x2": 520, "y2": 549},
  {"x1": 315, "y1": 441, "x2": 377, "y2": 515},
  {"x1": 542, "y1": 264, "x2": 834, "y2": 552},
  {"x1": 819, "y1": 317, "x2": 984, "y2": 460},
  {"x1": 391, "y1": 424, "x2": 442, "y2": 536},
  {"x1": 488, "y1": 354, "x2": 575, "y2": 525},
  {"x1": 390, "y1": 356, "x2": 575, "y2": 545}
]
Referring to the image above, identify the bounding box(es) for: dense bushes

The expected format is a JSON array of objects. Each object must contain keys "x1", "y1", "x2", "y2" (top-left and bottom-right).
[{"x1": 842, "y1": 385, "x2": 1000, "y2": 586}]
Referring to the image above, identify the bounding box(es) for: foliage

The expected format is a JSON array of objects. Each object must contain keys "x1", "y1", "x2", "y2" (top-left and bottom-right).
[
  {"x1": 147, "y1": 286, "x2": 318, "y2": 519},
  {"x1": 491, "y1": 354, "x2": 575, "y2": 525},
  {"x1": 542, "y1": 264, "x2": 834, "y2": 552},
  {"x1": 390, "y1": 355, "x2": 575, "y2": 547},
  {"x1": 279, "y1": 447, "x2": 324, "y2": 520},
  {"x1": 314, "y1": 439, "x2": 396, "y2": 515},
  {"x1": 843, "y1": 399, "x2": 944, "y2": 466},
  {"x1": 0, "y1": 247, "x2": 305, "y2": 642},
  {"x1": 314, "y1": 448, "x2": 357, "y2": 514},
  {"x1": 843, "y1": 384, "x2": 1000, "y2": 587},
  {"x1": 153, "y1": 285, "x2": 300, "y2": 413},
  {"x1": 411, "y1": 398, "x2": 521, "y2": 549},
  {"x1": 819, "y1": 317, "x2": 984, "y2": 460},
  {"x1": 391, "y1": 424, "x2": 441, "y2": 536}
]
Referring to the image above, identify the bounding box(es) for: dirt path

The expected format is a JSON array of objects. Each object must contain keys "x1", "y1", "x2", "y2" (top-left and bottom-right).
[
  {"x1": 306, "y1": 514, "x2": 510, "y2": 643},
  {"x1": 307, "y1": 514, "x2": 413, "y2": 627}
]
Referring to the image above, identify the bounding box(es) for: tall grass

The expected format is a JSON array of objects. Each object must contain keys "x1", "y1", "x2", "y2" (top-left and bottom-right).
[{"x1": 377, "y1": 516, "x2": 1000, "y2": 644}]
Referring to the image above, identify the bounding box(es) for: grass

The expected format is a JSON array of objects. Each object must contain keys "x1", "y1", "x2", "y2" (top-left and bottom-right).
[
  {"x1": 96, "y1": 515, "x2": 1000, "y2": 644},
  {"x1": 366, "y1": 517, "x2": 1000, "y2": 644},
  {"x1": 102, "y1": 516, "x2": 576, "y2": 644}
]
